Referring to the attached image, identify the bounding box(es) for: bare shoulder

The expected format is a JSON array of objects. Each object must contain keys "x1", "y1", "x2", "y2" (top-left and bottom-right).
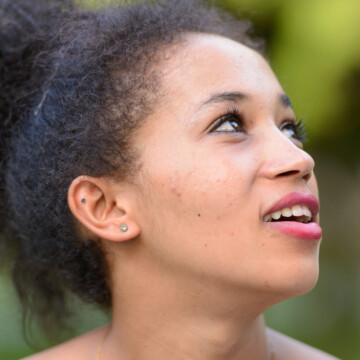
[
  {"x1": 267, "y1": 327, "x2": 341, "y2": 360},
  {"x1": 21, "y1": 325, "x2": 109, "y2": 360}
]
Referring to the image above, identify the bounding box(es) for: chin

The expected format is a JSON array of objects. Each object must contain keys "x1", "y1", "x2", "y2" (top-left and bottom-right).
[
  {"x1": 257, "y1": 255, "x2": 320, "y2": 303},
  {"x1": 275, "y1": 259, "x2": 320, "y2": 299}
]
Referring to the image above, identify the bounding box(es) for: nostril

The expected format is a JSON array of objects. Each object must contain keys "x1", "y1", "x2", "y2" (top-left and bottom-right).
[
  {"x1": 277, "y1": 170, "x2": 299, "y2": 177},
  {"x1": 303, "y1": 172, "x2": 312, "y2": 182},
  {"x1": 276, "y1": 170, "x2": 312, "y2": 181}
]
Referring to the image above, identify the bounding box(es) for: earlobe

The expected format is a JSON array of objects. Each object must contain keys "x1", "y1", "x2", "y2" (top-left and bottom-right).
[{"x1": 67, "y1": 176, "x2": 141, "y2": 242}]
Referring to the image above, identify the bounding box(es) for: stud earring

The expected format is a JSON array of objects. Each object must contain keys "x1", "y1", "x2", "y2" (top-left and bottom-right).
[
  {"x1": 120, "y1": 224, "x2": 128, "y2": 232},
  {"x1": 81, "y1": 198, "x2": 86, "y2": 203}
]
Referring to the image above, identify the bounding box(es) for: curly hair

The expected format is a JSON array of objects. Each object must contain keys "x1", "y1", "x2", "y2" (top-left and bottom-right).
[{"x1": 0, "y1": 0, "x2": 263, "y2": 340}]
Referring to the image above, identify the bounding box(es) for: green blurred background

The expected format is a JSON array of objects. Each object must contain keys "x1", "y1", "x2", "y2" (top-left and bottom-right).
[{"x1": 1, "y1": 0, "x2": 359, "y2": 359}]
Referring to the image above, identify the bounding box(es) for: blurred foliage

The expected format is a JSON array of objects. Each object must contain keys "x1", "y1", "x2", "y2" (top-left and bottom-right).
[
  {"x1": 217, "y1": 0, "x2": 360, "y2": 143},
  {"x1": 1, "y1": 0, "x2": 359, "y2": 359}
]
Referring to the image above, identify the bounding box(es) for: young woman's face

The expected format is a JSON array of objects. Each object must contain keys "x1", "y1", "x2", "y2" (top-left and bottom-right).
[{"x1": 131, "y1": 34, "x2": 321, "y2": 297}]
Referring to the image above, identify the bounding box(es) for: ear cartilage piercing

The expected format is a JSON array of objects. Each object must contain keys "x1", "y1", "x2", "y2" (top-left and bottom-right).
[
  {"x1": 120, "y1": 224, "x2": 128, "y2": 232},
  {"x1": 81, "y1": 198, "x2": 86, "y2": 203}
]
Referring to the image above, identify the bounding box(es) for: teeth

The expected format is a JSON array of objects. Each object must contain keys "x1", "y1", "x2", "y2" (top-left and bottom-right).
[
  {"x1": 291, "y1": 205, "x2": 303, "y2": 216},
  {"x1": 271, "y1": 211, "x2": 281, "y2": 220},
  {"x1": 264, "y1": 205, "x2": 312, "y2": 222},
  {"x1": 281, "y1": 208, "x2": 292, "y2": 217},
  {"x1": 303, "y1": 206, "x2": 312, "y2": 217}
]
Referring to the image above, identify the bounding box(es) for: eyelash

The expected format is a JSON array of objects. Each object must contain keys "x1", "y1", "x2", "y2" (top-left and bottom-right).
[
  {"x1": 280, "y1": 118, "x2": 307, "y2": 143},
  {"x1": 209, "y1": 106, "x2": 245, "y2": 133},
  {"x1": 209, "y1": 107, "x2": 307, "y2": 143}
]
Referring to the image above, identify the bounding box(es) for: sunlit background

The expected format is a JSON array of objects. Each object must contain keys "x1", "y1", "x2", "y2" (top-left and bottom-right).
[{"x1": 1, "y1": 0, "x2": 359, "y2": 359}]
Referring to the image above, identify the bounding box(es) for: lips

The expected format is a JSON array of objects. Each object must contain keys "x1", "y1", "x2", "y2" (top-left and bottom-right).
[
  {"x1": 263, "y1": 192, "x2": 322, "y2": 240},
  {"x1": 264, "y1": 192, "x2": 319, "y2": 219}
]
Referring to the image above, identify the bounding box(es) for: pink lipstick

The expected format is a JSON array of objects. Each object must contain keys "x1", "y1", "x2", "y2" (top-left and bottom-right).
[{"x1": 263, "y1": 192, "x2": 322, "y2": 240}]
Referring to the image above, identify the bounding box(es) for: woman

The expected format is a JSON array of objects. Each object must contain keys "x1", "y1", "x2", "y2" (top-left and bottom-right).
[{"x1": 0, "y1": 0, "x2": 339, "y2": 359}]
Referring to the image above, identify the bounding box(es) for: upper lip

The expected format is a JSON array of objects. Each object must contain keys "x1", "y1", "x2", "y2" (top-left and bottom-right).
[{"x1": 263, "y1": 192, "x2": 320, "y2": 220}]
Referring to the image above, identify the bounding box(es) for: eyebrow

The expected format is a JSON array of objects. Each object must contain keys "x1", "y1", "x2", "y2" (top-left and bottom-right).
[
  {"x1": 197, "y1": 91, "x2": 247, "y2": 111},
  {"x1": 280, "y1": 94, "x2": 293, "y2": 108},
  {"x1": 197, "y1": 91, "x2": 293, "y2": 111}
]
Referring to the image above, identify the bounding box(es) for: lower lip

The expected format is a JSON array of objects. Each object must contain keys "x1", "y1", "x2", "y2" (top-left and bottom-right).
[{"x1": 266, "y1": 221, "x2": 322, "y2": 240}]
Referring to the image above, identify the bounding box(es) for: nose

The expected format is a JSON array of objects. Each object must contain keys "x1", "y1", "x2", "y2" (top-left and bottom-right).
[{"x1": 259, "y1": 127, "x2": 315, "y2": 183}]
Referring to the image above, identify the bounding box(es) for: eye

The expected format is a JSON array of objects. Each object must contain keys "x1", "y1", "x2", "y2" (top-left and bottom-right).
[
  {"x1": 280, "y1": 119, "x2": 307, "y2": 143},
  {"x1": 209, "y1": 108, "x2": 245, "y2": 133}
]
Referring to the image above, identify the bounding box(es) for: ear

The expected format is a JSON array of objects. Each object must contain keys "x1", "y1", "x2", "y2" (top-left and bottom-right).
[{"x1": 67, "y1": 176, "x2": 141, "y2": 242}]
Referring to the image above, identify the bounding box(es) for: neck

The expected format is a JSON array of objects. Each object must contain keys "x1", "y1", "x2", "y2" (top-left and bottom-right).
[
  {"x1": 106, "y1": 313, "x2": 270, "y2": 360},
  {"x1": 100, "y1": 259, "x2": 277, "y2": 360}
]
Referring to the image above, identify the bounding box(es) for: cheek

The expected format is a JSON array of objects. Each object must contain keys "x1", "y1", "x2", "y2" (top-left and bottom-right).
[
  {"x1": 134, "y1": 121, "x2": 264, "y2": 277},
  {"x1": 151, "y1": 149, "x2": 253, "y2": 225},
  {"x1": 141, "y1": 144, "x2": 260, "y2": 264}
]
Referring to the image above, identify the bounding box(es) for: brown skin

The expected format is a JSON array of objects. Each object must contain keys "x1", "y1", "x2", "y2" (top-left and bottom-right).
[{"x1": 23, "y1": 34, "x2": 339, "y2": 360}]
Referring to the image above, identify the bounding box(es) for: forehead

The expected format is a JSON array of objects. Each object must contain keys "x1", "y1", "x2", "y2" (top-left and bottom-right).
[{"x1": 160, "y1": 33, "x2": 284, "y2": 108}]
